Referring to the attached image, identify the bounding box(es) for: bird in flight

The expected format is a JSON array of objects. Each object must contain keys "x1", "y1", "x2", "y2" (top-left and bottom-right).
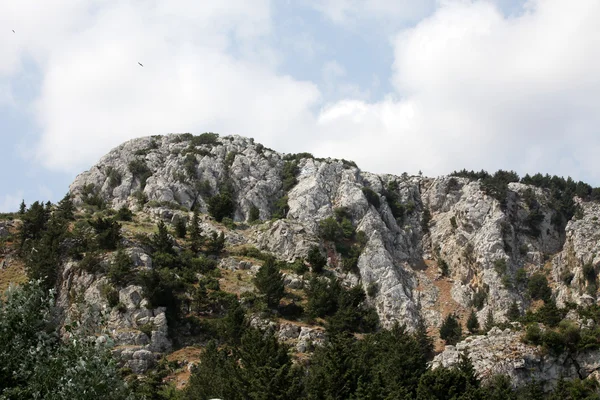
[
  {"x1": 138, "y1": 62, "x2": 144, "y2": 67},
  {"x1": 12, "y1": 30, "x2": 15, "y2": 33}
]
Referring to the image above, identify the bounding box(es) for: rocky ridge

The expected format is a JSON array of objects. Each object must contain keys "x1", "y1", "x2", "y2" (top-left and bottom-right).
[{"x1": 64, "y1": 133, "x2": 600, "y2": 381}]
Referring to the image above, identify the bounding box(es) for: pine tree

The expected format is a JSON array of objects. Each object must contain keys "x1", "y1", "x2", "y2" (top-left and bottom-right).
[
  {"x1": 174, "y1": 217, "x2": 187, "y2": 238},
  {"x1": 189, "y1": 208, "x2": 203, "y2": 253},
  {"x1": 19, "y1": 199, "x2": 26, "y2": 215},
  {"x1": 440, "y1": 313, "x2": 462, "y2": 345},
  {"x1": 467, "y1": 310, "x2": 479, "y2": 334},
  {"x1": 108, "y1": 247, "x2": 134, "y2": 286},
  {"x1": 55, "y1": 193, "x2": 75, "y2": 221},
  {"x1": 254, "y1": 256, "x2": 285, "y2": 308},
  {"x1": 507, "y1": 301, "x2": 521, "y2": 321},
  {"x1": 307, "y1": 245, "x2": 326, "y2": 273},
  {"x1": 484, "y1": 309, "x2": 495, "y2": 332},
  {"x1": 151, "y1": 221, "x2": 174, "y2": 254}
]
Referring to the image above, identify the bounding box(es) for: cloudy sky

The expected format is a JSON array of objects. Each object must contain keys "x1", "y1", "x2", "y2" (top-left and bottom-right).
[{"x1": 1, "y1": 0, "x2": 599, "y2": 211}]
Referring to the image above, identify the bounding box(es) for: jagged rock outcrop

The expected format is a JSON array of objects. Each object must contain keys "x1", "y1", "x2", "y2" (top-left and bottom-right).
[
  {"x1": 67, "y1": 133, "x2": 600, "y2": 383},
  {"x1": 432, "y1": 326, "x2": 600, "y2": 390},
  {"x1": 57, "y1": 256, "x2": 171, "y2": 373}
]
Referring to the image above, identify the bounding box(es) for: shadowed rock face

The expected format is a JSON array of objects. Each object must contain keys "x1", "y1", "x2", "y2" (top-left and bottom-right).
[{"x1": 67, "y1": 133, "x2": 600, "y2": 379}]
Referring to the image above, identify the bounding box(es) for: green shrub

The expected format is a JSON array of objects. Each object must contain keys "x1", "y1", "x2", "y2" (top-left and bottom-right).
[
  {"x1": 128, "y1": 159, "x2": 152, "y2": 189},
  {"x1": 319, "y1": 217, "x2": 342, "y2": 241},
  {"x1": 208, "y1": 192, "x2": 235, "y2": 222},
  {"x1": 248, "y1": 205, "x2": 260, "y2": 223},
  {"x1": 440, "y1": 314, "x2": 462, "y2": 345},
  {"x1": 115, "y1": 206, "x2": 133, "y2": 221},
  {"x1": 528, "y1": 273, "x2": 552, "y2": 302},
  {"x1": 190, "y1": 132, "x2": 219, "y2": 146},
  {"x1": 307, "y1": 245, "x2": 327, "y2": 273},
  {"x1": 362, "y1": 187, "x2": 380, "y2": 208}
]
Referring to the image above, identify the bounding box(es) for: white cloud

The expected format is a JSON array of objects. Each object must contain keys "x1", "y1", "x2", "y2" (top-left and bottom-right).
[
  {"x1": 311, "y1": 0, "x2": 600, "y2": 182},
  {"x1": 4, "y1": 0, "x2": 600, "y2": 186},
  {"x1": 0, "y1": 191, "x2": 23, "y2": 213},
  {"x1": 0, "y1": 0, "x2": 319, "y2": 171},
  {"x1": 307, "y1": 0, "x2": 436, "y2": 27}
]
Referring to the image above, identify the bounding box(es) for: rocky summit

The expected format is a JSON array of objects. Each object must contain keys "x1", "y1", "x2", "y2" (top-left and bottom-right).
[{"x1": 4, "y1": 132, "x2": 600, "y2": 397}]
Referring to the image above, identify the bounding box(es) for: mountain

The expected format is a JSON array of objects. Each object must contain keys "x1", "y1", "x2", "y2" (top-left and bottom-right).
[{"x1": 4, "y1": 132, "x2": 600, "y2": 396}]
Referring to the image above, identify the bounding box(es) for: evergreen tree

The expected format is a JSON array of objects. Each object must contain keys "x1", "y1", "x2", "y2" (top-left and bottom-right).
[
  {"x1": 207, "y1": 231, "x2": 225, "y2": 255},
  {"x1": 152, "y1": 221, "x2": 175, "y2": 255},
  {"x1": 0, "y1": 281, "x2": 131, "y2": 399},
  {"x1": 174, "y1": 217, "x2": 187, "y2": 238},
  {"x1": 19, "y1": 199, "x2": 26, "y2": 215},
  {"x1": 484, "y1": 310, "x2": 495, "y2": 332},
  {"x1": 108, "y1": 247, "x2": 134, "y2": 286},
  {"x1": 507, "y1": 301, "x2": 521, "y2": 321},
  {"x1": 254, "y1": 256, "x2": 285, "y2": 308},
  {"x1": 467, "y1": 310, "x2": 480, "y2": 334},
  {"x1": 89, "y1": 216, "x2": 121, "y2": 250},
  {"x1": 55, "y1": 193, "x2": 75, "y2": 221},
  {"x1": 440, "y1": 314, "x2": 462, "y2": 345},
  {"x1": 307, "y1": 245, "x2": 326, "y2": 274},
  {"x1": 189, "y1": 207, "x2": 203, "y2": 253},
  {"x1": 306, "y1": 332, "x2": 359, "y2": 400}
]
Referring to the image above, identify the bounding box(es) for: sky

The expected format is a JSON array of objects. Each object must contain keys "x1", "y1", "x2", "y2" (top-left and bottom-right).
[{"x1": 2, "y1": 0, "x2": 600, "y2": 211}]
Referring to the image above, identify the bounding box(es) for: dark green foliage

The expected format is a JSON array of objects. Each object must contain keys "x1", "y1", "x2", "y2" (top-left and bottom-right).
[
  {"x1": 248, "y1": 205, "x2": 260, "y2": 223},
  {"x1": 254, "y1": 256, "x2": 285, "y2": 308},
  {"x1": 0, "y1": 281, "x2": 131, "y2": 399},
  {"x1": 89, "y1": 216, "x2": 121, "y2": 250},
  {"x1": 362, "y1": 186, "x2": 380, "y2": 208},
  {"x1": 115, "y1": 206, "x2": 133, "y2": 221},
  {"x1": 105, "y1": 166, "x2": 122, "y2": 188},
  {"x1": 189, "y1": 132, "x2": 219, "y2": 146},
  {"x1": 20, "y1": 204, "x2": 69, "y2": 289},
  {"x1": 450, "y1": 216, "x2": 458, "y2": 229},
  {"x1": 455, "y1": 169, "x2": 520, "y2": 206},
  {"x1": 55, "y1": 194, "x2": 75, "y2": 221},
  {"x1": 550, "y1": 378, "x2": 600, "y2": 400},
  {"x1": 522, "y1": 300, "x2": 565, "y2": 328},
  {"x1": 208, "y1": 191, "x2": 235, "y2": 222},
  {"x1": 439, "y1": 258, "x2": 450, "y2": 277},
  {"x1": 507, "y1": 301, "x2": 521, "y2": 321},
  {"x1": 151, "y1": 221, "x2": 174, "y2": 255},
  {"x1": 136, "y1": 268, "x2": 184, "y2": 316},
  {"x1": 472, "y1": 288, "x2": 487, "y2": 310},
  {"x1": 484, "y1": 309, "x2": 495, "y2": 332},
  {"x1": 417, "y1": 357, "x2": 480, "y2": 400},
  {"x1": 128, "y1": 159, "x2": 152, "y2": 189},
  {"x1": 19, "y1": 201, "x2": 50, "y2": 247},
  {"x1": 108, "y1": 247, "x2": 134, "y2": 286},
  {"x1": 224, "y1": 151, "x2": 237, "y2": 168},
  {"x1": 189, "y1": 208, "x2": 203, "y2": 253},
  {"x1": 467, "y1": 310, "x2": 479, "y2": 334},
  {"x1": 528, "y1": 273, "x2": 552, "y2": 302},
  {"x1": 81, "y1": 183, "x2": 105, "y2": 209},
  {"x1": 307, "y1": 245, "x2": 326, "y2": 273},
  {"x1": 183, "y1": 153, "x2": 198, "y2": 177},
  {"x1": 306, "y1": 277, "x2": 378, "y2": 333},
  {"x1": 207, "y1": 231, "x2": 225, "y2": 254},
  {"x1": 174, "y1": 217, "x2": 187, "y2": 238},
  {"x1": 524, "y1": 208, "x2": 545, "y2": 237},
  {"x1": 19, "y1": 199, "x2": 26, "y2": 214},
  {"x1": 319, "y1": 217, "x2": 343, "y2": 241},
  {"x1": 282, "y1": 161, "x2": 299, "y2": 192},
  {"x1": 185, "y1": 327, "x2": 302, "y2": 400},
  {"x1": 421, "y1": 208, "x2": 431, "y2": 233},
  {"x1": 218, "y1": 300, "x2": 247, "y2": 345},
  {"x1": 272, "y1": 195, "x2": 289, "y2": 219},
  {"x1": 440, "y1": 313, "x2": 462, "y2": 345}
]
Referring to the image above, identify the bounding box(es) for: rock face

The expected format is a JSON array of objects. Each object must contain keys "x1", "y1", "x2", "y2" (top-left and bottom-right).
[
  {"x1": 56, "y1": 256, "x2": 171, "y2": 373},
  {"x1": 432, "y1": 326, "x2": 600, "y2": 390},
  {"x1": 68, "y1": 133, "x2": 600, "y2": 382}
]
